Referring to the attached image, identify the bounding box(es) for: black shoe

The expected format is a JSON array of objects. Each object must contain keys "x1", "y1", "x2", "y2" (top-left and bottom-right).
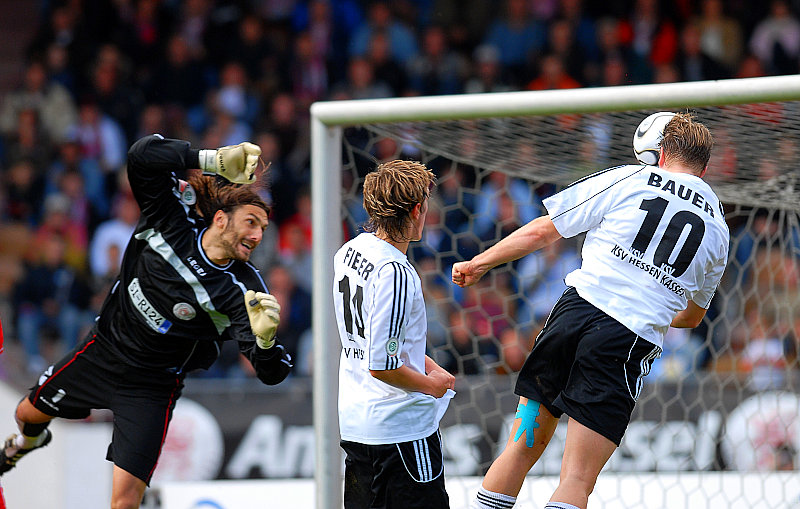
[{"x1": 0, "y1": 429, "x2": 52, "y2": 475}]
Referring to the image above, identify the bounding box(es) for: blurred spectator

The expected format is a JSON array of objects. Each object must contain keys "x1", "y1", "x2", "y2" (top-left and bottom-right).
[
  {"x1": 526, "y1": 52, "x2": 582, "y2": 90},
  {"x1": 648, "y1": 327, "x2": 706, "y2": 381},
  {"x1": 365, "y1": 31, "x2": 409, "y2": 96},
  {"x1": 289, "y1": 30, "x2": 329, "y2": 110},
  {"x1": 228, "y1": 12, "x2": 280, "y2": 85},
  {"x1": 739, "y1": 300, "x2": 794, "y2": 390},
  {"x1": 72, "y1": 95, "x2": 127, "y2": 173},
  {"x1": 584, "y1": 17, "x2": 637, "y2": 86},
  {"x1": 516, "y1": 241, "x2": 581, "y2": 327},
  {"x1": 113, "y1": 0, "x2": 173, "y2": 73},
  {"x1": 349, "y1": 1, "x2": 419, "y2": 66},
  {"x1": 292, "y1": 0, "x2": 364, "y2": 84},
  {"x1": 440, "y1": 309, "x2": 482, "y2": 375},
  {"x1": 28, "y1": 193, "x2": 88, "y2": 272},
  {"x1": 145, "y1": 34, "x2": 208, "y2": 112},
  {"x1": 204, "y1": 61, "x2": 259, "y2": 143},
  {"x1": 695, "y1": 0, "x2": 744, "y2": 71},
  {"x1": 675, "y1": 22, "x2": 729, "y2": 81},
  {"x1": 557, "y1": 0, "x2": 599, "y2": 63},
  {"x1": 266, "y1": 264, "x2": 312, "y2": 374},
  {"x1": 406, "y1": 25, "x2": 469, "y2": 95},
  {"x1": 482, "y1": 0, "x2": 547, "y2": 86},
  {"x1": 46, "y1": 138, "x2": 108, "y2": 220},
  {"x1": 463, "y1": 45, "x2": 515, "y2": 94},
  {"x1": 87, "y1": 44, "x2": 146, "y2": 143},
  {"x1": 43, "y1": 43, "x2": 76, "y2": 97},
  {"x1": 0, "y1": 60, "x2": 78, "y2": 145},
  {"x1": 495, "y1": 327, "x2": 534, "y2": 375},
  {"x1": 749, "y1": 0, "x2": 800, "y2": 75},
  {"x1": 2, "y1": 108, "x2": 52, "y2": 170},
  {"x1": 736, "y1": 52, "x2": 768, "y2": 78},
  {"x1": 617, "y1": 0, "x2": 679, "y2": 83},
  {"x1": 174, "y1": 0, "x2": 213, "y2": 59},
  {"x1": 474, "y1": 172, "x2": 542, "y2": 241},
  {"x1": 546, "y1": 18, "x2": 587, "y2": 84},
  {"x1": 260, "y1": 93, "x2": 310, "y2": 175},
  {"x1": 330, "y1": 56, "x2": 393, "y2": 100},
  {"x1": 278, "y1": 188, "x2": 313, "y2": 293},
  {"x1": 12, "y1": 234, "x2": 93, "y2": 374},
  {"x1": 88, "y1": 192, "x2": 139, "y2": 282},
  {"x1": 255, "y1": 130, "x2": 294, "y2": 225},
  {"x1": 26, "y1": 3, "x2": 96, "y2": 83},
  {"x1": 2, "y1": 159, "x2": 44, "y2": 225}
]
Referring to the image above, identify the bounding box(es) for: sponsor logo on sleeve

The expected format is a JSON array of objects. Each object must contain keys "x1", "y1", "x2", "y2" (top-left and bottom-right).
[{"x1": 386, "y1": 338, "x2": 399, "y2": 357}]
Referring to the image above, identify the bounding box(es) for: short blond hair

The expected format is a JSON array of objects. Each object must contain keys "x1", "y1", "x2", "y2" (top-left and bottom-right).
[
  {"x1": 661, "y1": 112, "x2": 714, "y2": 174},
  {"x1": 363, "y1": 160, "x2": 436, "y2": 242}
]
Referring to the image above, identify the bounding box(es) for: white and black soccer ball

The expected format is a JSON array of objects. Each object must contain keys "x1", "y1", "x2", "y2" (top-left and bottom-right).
[{"x1": 633, "y1": 111, "x2": 676, "y2": 165}]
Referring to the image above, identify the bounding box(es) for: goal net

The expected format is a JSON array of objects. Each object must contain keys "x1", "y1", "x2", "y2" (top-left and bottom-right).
[{"x1": 310, "y1": 76, "x2": 800, "y2": 509}]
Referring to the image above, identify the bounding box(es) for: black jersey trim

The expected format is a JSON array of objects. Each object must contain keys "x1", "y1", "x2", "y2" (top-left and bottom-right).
[{"x1": 551, "y1": 166, "x2": 643, "y2": 221}]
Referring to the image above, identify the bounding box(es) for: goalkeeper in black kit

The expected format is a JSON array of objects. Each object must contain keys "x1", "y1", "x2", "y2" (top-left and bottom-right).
[{"x1": 0, "y1": 135, "x2": 292, "y2": 508}]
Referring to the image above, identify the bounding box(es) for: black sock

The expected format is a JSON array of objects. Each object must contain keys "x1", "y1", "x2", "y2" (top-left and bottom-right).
[{"x1": 21, "y1": 421, "x2": 50, "y2": 438}]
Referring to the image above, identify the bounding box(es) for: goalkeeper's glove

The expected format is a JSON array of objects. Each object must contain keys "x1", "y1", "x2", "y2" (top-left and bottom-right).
[
  {"x1": 244, "y1": 290, "x2": 280, "y2": 349},
  {"x1": 199, "y1": 142, "x2": 261, "y2": 184}
]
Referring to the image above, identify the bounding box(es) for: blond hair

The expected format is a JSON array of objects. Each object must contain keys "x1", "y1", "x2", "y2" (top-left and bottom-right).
[
  {"x1": 660, "y1": 112, "x2": 714, "y2": 174},
  {"x1": 363, "y1": 160, "x2": 436, "y2": 242}
]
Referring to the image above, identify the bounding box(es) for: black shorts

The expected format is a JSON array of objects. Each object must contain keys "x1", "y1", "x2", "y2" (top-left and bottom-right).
[
  {"x1": 515, "y1": 287, "x2": 662, "y2": 445},
  {"x1": 28, "y1": 330, "x2": 184, "y2": 485},
  {"x1": 341, "y1": 431, "x2": 449, "y2": 509}
]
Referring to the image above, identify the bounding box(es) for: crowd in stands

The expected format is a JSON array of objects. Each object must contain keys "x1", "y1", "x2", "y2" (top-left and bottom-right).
[{"x1": 0, "y1": 0, "x2": 798, "y2": 383}]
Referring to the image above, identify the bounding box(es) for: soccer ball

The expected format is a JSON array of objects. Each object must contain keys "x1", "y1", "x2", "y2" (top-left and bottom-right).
[{"x1": 633, "y1": 111, "x2": 676, "y2": 165}]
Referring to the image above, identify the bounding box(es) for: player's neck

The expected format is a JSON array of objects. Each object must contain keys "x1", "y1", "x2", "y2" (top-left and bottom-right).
[
  {"x1": 201, "y1": 229, "x2": 232, "y2": 265},
  {"x1": 374, "y1": 231, "x2": 409, "y2": 254}
]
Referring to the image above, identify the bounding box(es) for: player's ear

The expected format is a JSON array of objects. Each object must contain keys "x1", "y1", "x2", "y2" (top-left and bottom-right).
[
  {"x1": 699, "y1": 165, "x2": 707, "y2": 178},
  {"x1": 212, "y1": 209, "x2": 229, "y2": 229},
  {"x1": 410, "y1": 202, "x2": 423, "y2": 219},
  {"x1": 658, "y1": 147, "x2": 666, "y2": 167}
]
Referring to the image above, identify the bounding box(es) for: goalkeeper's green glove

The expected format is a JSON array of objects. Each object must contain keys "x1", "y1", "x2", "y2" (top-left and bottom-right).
[
  {"x1": 244, "y1": 290, "x2": 280, "y2": 349},
  {"x1": 199, "y1": 142, "x2": 261, "y2": 184}
]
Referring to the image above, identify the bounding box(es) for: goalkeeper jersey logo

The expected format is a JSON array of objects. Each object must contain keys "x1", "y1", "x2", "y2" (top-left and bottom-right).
[{"x1": 128, "y1": 278, "x2": 173, "y2": 333}]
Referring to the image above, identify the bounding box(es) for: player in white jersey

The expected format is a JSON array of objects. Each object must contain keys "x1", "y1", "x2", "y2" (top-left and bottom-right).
[
  {"x1": 333, "y1": 160, "x2": 456, "y2": 509},
  {"x1": 453, "y1": 113, "x2": 729, "y2": 509}
]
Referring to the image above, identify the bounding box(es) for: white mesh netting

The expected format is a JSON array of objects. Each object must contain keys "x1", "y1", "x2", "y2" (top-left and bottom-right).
[{"x1": 335, "y1": 103, "x2": 800, "y2": 507}]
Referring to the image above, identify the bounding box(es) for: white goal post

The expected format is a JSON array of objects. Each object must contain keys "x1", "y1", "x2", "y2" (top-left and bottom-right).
[{"x1": 310, "y1": 75, "x2": 800, "y2": 509}]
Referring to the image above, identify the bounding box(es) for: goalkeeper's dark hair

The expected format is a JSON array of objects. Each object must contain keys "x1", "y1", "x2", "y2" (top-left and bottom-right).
[
  {"x1": 188, "y1": 174, "x2": 270, "y2": 224},
  {"x1": 661, "y1": 112, "x2": 713, "y2": 174},
  {"x1": 363, "y1": 160, "x2": 436, "y2": 242}
]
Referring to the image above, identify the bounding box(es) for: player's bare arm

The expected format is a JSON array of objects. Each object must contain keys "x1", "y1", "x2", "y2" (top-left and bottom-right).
[
  {"x1": 670, "y1": 300, "x2": 707, "y2": 328},
  {"x1": 370, "y1": 364, "x2": 453, "y2": 398},
  {"x1": 452, "y1": 215, "x2": 562, "y2": 287}
]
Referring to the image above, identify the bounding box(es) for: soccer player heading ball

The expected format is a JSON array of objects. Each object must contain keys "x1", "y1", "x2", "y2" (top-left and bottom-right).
[
  {"x1": 453, "y1": 112, "x2": 729, "y2": 509},
  {"x1": 1, "y1": 135, "x2": 292, "y2": 508}
]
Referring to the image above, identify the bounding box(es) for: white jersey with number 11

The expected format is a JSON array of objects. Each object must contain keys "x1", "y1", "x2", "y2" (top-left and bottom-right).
[{"x1": 333, "y1": 232, "x2": 439, "y2": 445}]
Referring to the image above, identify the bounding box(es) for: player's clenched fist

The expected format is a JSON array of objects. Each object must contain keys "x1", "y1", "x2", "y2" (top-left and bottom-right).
[
  {"x1": 200, "y1": 142, "x2": 262, "y2": 184},
  {"x1": 427, "y1": 370, "x2": 456, "y2": 398},
  {"x1": 451, "y1": 261, "x2": 486, "y2": 287},
  {"x1": 245, "y1": 290, "x2": 280, "y2": 349}
]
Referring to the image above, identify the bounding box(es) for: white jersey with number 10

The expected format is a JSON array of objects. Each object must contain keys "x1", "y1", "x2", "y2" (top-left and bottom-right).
[
  {"x1": 333, "y1": 232, "x2": 438, "y2": 445},
  {"x1": 544, "y1": 164, "x2": 730, "y2": 348}
]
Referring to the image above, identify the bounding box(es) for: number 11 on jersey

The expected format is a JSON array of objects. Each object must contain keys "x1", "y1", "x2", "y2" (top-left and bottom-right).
[{"x1": 338, "y1": 275, "x2": 365, "y2": 340}]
